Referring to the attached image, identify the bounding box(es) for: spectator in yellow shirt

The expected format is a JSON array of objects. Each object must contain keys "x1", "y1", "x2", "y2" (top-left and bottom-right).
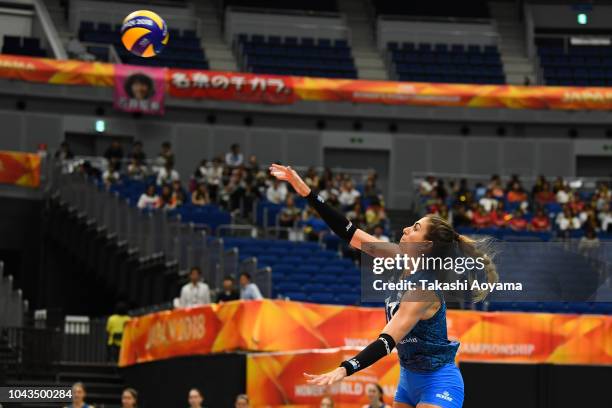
[{"x1": 106, "y1": 302, "x2": 130, "y2": 362}]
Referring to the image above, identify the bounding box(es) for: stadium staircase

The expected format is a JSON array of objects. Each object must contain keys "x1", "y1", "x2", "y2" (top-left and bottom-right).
[
  {"x1": 193, "y1": 0, "x2": 238, "y2": 71},
  {"x1": 489, "y1": 1, "x2": 538, "y2": 84},
  {"x1": 337, "y1": 0, "x2": 388, "y2": 79},
  {"x1": 43, "y1": 0, "x2": 73, "y2": 46}
]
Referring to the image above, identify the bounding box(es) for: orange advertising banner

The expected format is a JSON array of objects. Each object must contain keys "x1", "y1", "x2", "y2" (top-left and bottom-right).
[
  {"x1": 0, "y1": 54, "x2": 113, "y2": 86},
  {"x1": 3, "y1": 55, "x2": 612, "y2": 110},
  {"x1": 119, "y1": 299, "x2": 612, "y2": 367},
  {"x1": 247, "y1": 348, "x2": 399, "y2": 408},
  {"x1": 0, "y1": 151, "x2": 41, "y2": 187}
]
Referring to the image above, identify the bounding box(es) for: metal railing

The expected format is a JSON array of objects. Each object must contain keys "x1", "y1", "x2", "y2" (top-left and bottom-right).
[{"x1": 1, "y1": 319, "x2": 110, "y2": 365}]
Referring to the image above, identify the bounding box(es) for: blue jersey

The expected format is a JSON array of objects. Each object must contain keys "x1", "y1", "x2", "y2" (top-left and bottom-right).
[{"x1": 384, "y1": 273, "x2": 460, "y2": 372}]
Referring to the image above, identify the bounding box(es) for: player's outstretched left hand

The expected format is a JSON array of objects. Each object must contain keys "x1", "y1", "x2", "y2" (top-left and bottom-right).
[{"x1": 304, "y1": 367, "x2": 347, "y2": 386}]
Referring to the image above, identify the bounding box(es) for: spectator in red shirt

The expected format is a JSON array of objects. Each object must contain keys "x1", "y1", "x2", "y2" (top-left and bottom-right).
[
  {"x1": 471, "y1": 205, "x2": 491, "y2": 229},
  {"x1": 535, "y1": 182, "x2": 556, "y2": 205},
  {"x1": 490, "y1": 206, "x2": 509, "y2": 228},
  {"x1": 507, "y1": 182, "x2": 528, "y2": 203},
  {"x1": 568, "y1": 192, "x2": 585, "y2": 214},
  {"x1": 508, "y1": 209, "x2": 528, "y2": 231},
  {"x1": 488, "y1": 175, "x2": 505, "y2": 199},
  {"x1": 530, "y1": 209, "x2": 550, "y2": 231}
]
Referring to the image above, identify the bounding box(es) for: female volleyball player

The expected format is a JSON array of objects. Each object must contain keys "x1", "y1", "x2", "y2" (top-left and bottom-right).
[{"x1": 269, "y1": 164, "x2": 498, "y2": 408}]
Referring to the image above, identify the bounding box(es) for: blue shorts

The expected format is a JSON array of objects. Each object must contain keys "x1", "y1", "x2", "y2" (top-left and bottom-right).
[{"x1": 394, "y1": 363, "x2": 464, "y2": 408}]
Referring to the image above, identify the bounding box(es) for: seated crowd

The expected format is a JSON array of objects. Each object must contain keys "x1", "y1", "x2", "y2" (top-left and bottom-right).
[
  {"x1": 418, "y1": 174, "x2": 612, "y2": 238},
  {"x1": 55, "y1": 140, "x2": 390, "y2": 240}
]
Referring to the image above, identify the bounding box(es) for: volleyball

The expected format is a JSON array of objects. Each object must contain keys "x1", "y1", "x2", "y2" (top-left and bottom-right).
[{"x1": 120, "y1": 10, "x2": 168, "y2": 58}]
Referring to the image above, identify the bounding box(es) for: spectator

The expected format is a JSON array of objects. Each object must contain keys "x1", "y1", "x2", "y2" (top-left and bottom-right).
[
  {"x1": 55, "y1": 141, "x2": 74, "y2": 160},
  {"x1": 478, "y1": 190, "x2": 498, "y2": 212},
  {"x1": 304, "y1": 167, "x2": 320, "y2": 189},
  {"x1": 192, "y1": 183, "x2": 211, "y2": 206},
  {"x1": 121, "y1": 388, "x2": 137, "y2": 408},
  {"x1": 508, "y1": 209, "x2": 528, "y2": 231},
  {"x1": 531, "y1": 175, "x2": 547, "y2": 196},
  {"x1": 488, "y1": 175, "x2": 505, "y2": 199},
  {"x1": 193, "y1": 159, "x2": 209, "y2": 184},
  {"x1": 338, "y1": 180, "x2": 361, "y2": 209},
  {"x1": 490, "y1": 205, "x2": 509, "y2": 228},
  {"x1": 137, "y1": 185, "x2": 159, "y2": 209},
  {"x1": 507, "y1": 182, "x2": 528, "y2": 203},
  {"x1": 207, "y1": 157, "x2": 224, "y2": 201},
  {"x1": 157, "y1": 160, "x2": 180, "y2": 186},
  {"x1": 419, "y1": 175, "x2": 436, "y2": 196},
  {"x1": 246, "y1": 154, "x2": 259, "y2": 172},
  {"x1": 556, "y1": 207, "x2": 581, "y2": 236},
  {"x1": 235, "y1": 394, "x2": 250, "y2": 408},
  {"x1": 225, "y1": 143, "x2": 244, "y2": 167},
  {"x1": 598, "y1": 203, "x2": 612, "y2": 232},
  {"x1": 530, "y1": 209, "x2": 551, "y2": 232},
  {"x1": 105, "y1": 302, "x2": 130, "y2": 362},
  {"x1": 471, "y1": 205, "x2": 491, "y2": 229},
  {"x1": 128, "y1": 141, "x2": 144, "y2": 162},
  {"x1": 102, "y1": 162, "x2": 121, "y2": 188},
  {"x1": 365, "y1": 199, "x2": 386, "y2": 230},
  {"x1": 320, "y1": 396, "x2": 334, "y2": 408},
  {"x1": 217, "y1": 276, "x2": 240, "y2": 302},
  {"x1": 127, "y1": 158, "x2": 147, "y2": 180},
  {"x1": 64, "y1": 382, "x2": 93, "y2": 408},
  {"x1": 179, "y1": 267, "x2": 211, "y2": 307},
  {"x1": 362, "y1": 383, "x2": 388, "y2": 408},
  {"x1": 556, "y1": 185, "x2": 570, "y2": 204},
  {"x1": 279, "y1": 195, "x2": 301, "y2": 228},
  {"x1": 188, "y1": 388, "x2": 205, "y2": 408},
  {"x1": 171, "y1": 180, "x2": 187, "y2": 205},
  {"x1": 455, "y1": 178, "x2": 471, "y2": 203},
  {"x1": 372, "y1": 225, "x2": 390, "y2": 242},
  {"x1": 535, "y1": 182, "x2": 556, "y2": 205},
  {"x1": 156, "y1": 141, "x2": 174, "y2": 168},
  {"x1": 473, "y1": 182, "x2": 487, "y2": 201},
  {"x1": 266, "y1": 179, "x2": 288, "y2": 204},
  {"x1": 104, "y1": 139, "x2": 124, "y2": 169},
  {"x1": 157, "y1": 185, "x2": 176, "y2": 210},
  {"x1": 240, "y1": 272, "x2": 263, "y2": 300}
]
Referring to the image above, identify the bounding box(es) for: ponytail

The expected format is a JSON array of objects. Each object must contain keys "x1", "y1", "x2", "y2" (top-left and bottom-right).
[{"x1": 457, "y1": 234, "x2": 499, "y2": 302}]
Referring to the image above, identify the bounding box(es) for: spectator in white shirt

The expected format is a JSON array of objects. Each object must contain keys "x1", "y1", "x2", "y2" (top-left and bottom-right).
[
  {"x1": 225, "y1": 143, "x2": 244, "y2": 167},
  {"x1": 240, "y1": 272, "x2": 263, "y2": 300},
  {"x1": 157, "y1": 161, "x2": 180, "y2": 186},
  {"x1": 556, "y1": 208, "x2": 581, "y2": 236},
  {"x1": 556, "y1": 186, "x2": 570, "y2": 204},
  {"x1": 178, "y1": 267, "x2": 211, "y2": 307},
  {"x1": 102, "y1": 162, "x2": 120, "y2": 188},
  {"x1": 338, "y1": 180, "x2": 361, "y2": 209},
  {"x1": 137, "y1": 185, "x2": 159, "y2": 209},
  {"x1": 266, "y1": 179, "x2": 288, "y2": 204},
  {"x1": 598, "y1": 203, "x2": 612, "y2": 232},
  {"x1": 478, "y1": 190, "x2": 498, "y2": 213}
]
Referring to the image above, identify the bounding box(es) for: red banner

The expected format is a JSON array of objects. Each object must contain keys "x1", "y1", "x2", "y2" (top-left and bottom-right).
[
  {"x1": 167, "y1": 69, "x2": 296, "y2": 104},
  {"x1": 0, "y1": 150, "x2": 41, "y2": 187},
  {"x1": 119, "y1": 299, "x2": 612, "y2": 367},
  {"x1": 114, "y1": 64, "x2": 166, "y2": 115},
  {"x1": 4, "y1": 55, "x2": 612, "y2": 110}
]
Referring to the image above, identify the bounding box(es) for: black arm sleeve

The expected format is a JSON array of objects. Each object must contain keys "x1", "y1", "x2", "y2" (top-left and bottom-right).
[
  {"x1": 339, "y1": 333, "x2": 396, "y2": 376},
  {"x1": 305, "y1": 190, "x2": 357, "y2": 242}
]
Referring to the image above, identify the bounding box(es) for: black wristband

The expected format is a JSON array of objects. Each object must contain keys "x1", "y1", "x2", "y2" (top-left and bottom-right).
[
  {"x1": 306, "y1": 190, "x2": 357, "y2": 242},
  {"x1": 339, "y1": 333, "x2": 396, "y2": 376}
]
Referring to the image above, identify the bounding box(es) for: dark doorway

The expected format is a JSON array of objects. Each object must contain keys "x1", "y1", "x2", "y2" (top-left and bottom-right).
[{"x1": 576, "y1": 155, "x2": 612, "y2": 177}]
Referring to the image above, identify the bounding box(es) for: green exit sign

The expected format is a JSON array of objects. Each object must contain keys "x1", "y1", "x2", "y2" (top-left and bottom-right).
[{"x1": 350, "y1": 137, "x2": 364, "y2": 143}]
